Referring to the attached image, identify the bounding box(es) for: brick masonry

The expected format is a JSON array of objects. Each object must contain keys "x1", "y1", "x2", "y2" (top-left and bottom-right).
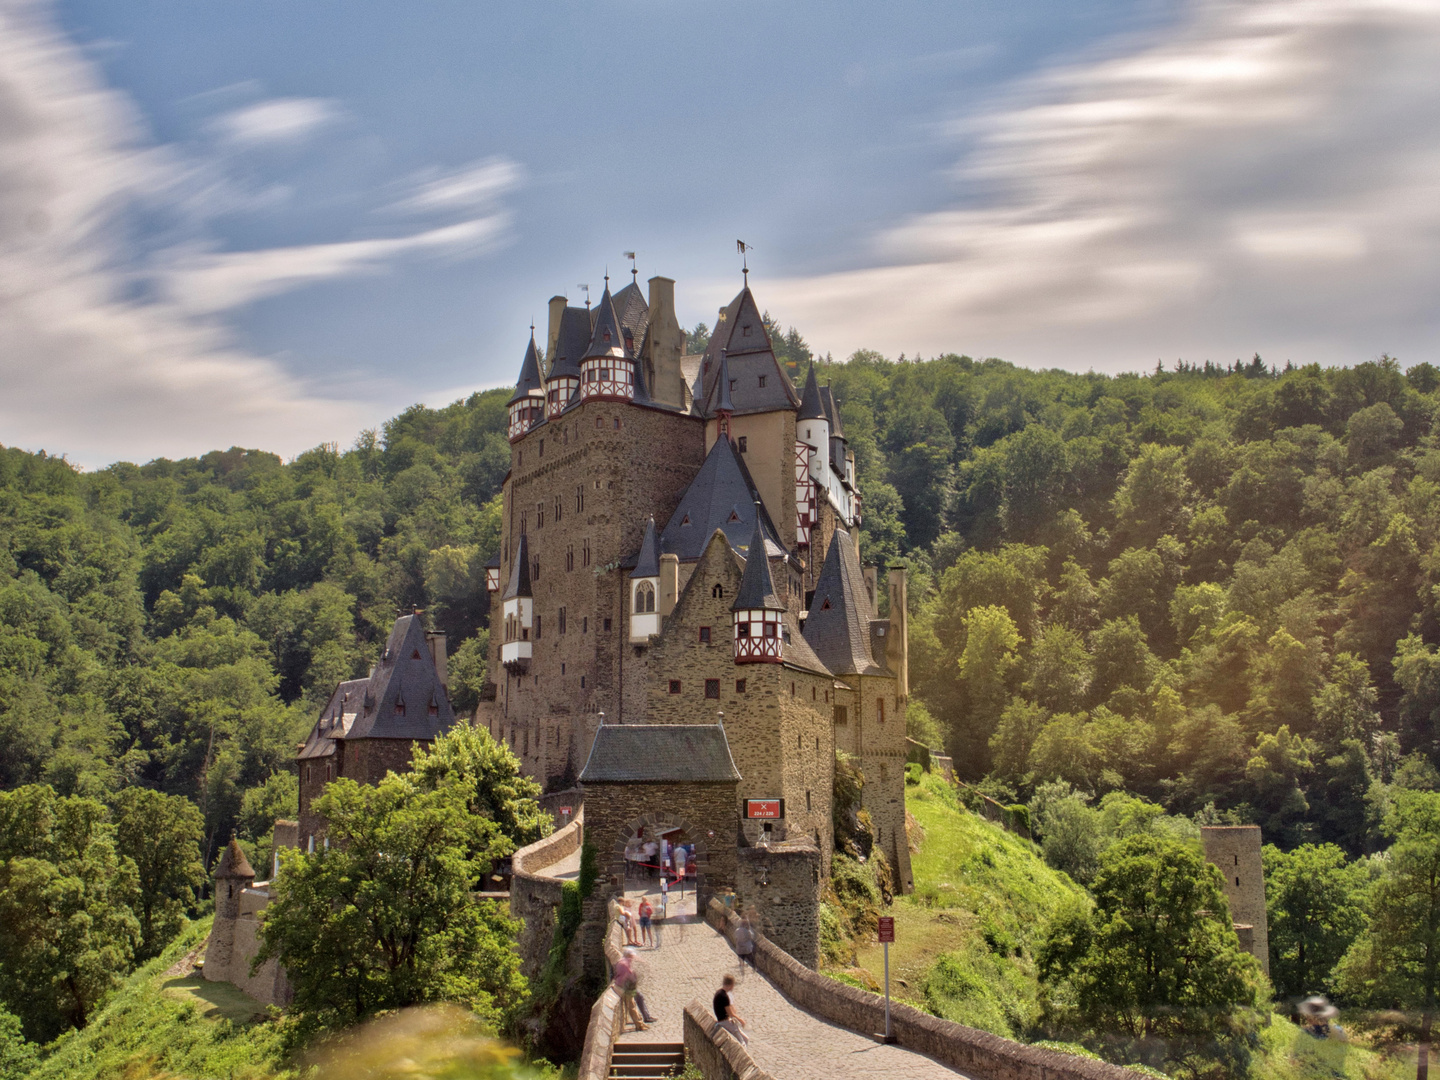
[{"x1": 735, "y1": 842, "x2": 822, "y2": 969}]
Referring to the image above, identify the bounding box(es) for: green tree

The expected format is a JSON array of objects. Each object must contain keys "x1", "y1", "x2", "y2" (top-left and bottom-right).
[
  {"x1": 256, "y1": 774, "x2": 525, "y2": 1029},
  {"x1": 410, "y1": 723, "x2": 551, "y2": 849},
  {"x1": 1263, "y1": 843, "x2": 1369, "y2": 998},
  {"x1": 0, "y1": 785, "x2": 141, "y2": 1041},
  {"x1": 0, "y1": 1007, "x2": 36, "y2": 1080},
  {"x1": 113, "y1": 787, "x2": 205, "y2": 960},
  {"x1": 1039, "y1": 835, "x2": 1265, "y2": 1075},
  {"x1": 955, "y1": 605, "x2": 1022, "y2": 768}
]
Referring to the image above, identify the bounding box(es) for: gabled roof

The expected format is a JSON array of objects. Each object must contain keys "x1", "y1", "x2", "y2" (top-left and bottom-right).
[
  {"x1": 341, "y1": 614, "x2": 457, "y2": 741},
  {"x1": 714, "y1": 350, "x2": 735, "y2": 413},
  {"x1": 504, "y1": 533, "x2": 532, "y2": 600},
  {"x1": 611, "y1": 278, "x2": 649, "y2": 355},
  {"x1": 697, "y1": 287, "x2": 800, "y2": 417},
  {"x1": 579, "y1": 724, "x2": 742, "y2": 783},
  {"x1": 296, "y1": 677, "x2": 368, "y2": 759},
  {"x1": 215, "y1": 838, "x2": 255, "y2": 880},
  {"x1": 733, "y1": 511, "x2": 783, "y2": 612},
  {"x1": 797, "y1": 362, "x2": 826, "y2": 422},
  {"x1": 548, "y1": 306, "x2": 591, "y2": 382},
  {"x1": 584, "y1": 287, "x2": 628, "y2": 360},
  {"x1": 630, "y1": 517, "x2": 660, "y2": 579},
  {"x1": 658, "y1": 437, "x2": 787, "y2": 562},
  {"x1": 802, "y1": 529, "x2": 882, "y2": 676},
  {"x1": 507, "y1": 334, "x2": 544, "y2": 406},
  {"x1": 782, "y1": 610, "x2": 832, "y2": 678}
]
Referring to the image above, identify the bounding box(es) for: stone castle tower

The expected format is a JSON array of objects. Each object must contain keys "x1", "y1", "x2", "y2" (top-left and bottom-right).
[
  {"x1": 1201, "y1": 825, "x2": 1269, "y2": 976},
  {"x1": 477, "y1": 271, "x2": 912, "y2": 889}
]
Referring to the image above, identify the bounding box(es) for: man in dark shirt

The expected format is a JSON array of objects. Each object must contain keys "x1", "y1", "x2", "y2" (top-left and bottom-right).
[{"x1": 713, "y1": 974, "x2": 748, "y2": 1044}]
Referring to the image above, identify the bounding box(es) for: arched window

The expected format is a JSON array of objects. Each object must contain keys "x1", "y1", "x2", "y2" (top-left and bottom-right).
[
  {"x1": 711, "y1": 583, "x2": 724, "y2": 599},
  {"x1": 634, "y1": 581, "x2": 655, "y2": 613}
]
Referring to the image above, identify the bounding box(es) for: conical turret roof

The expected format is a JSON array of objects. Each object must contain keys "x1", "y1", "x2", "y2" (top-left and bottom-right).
[
  {"x1": 732, "y1": 509, "x2": 783, "y2": 612},
  {"x1": 215, "y1": 838, "x2": 255, "y2": 880},
  {"x1": 503, "y1": 533, "x2": 532, "y2": 600},
  {"x1": 584, "y1": 287, "x2": 628, "y2": 359},
  {"x1": 507, "y1": 334, "x2": 544, "y2": 406},
  {"x1": 630, "y1": 517, "x2": 660, "y2": 579},
  {"x1": 548, "y1": 306, "x2": 590, "y2": 382},
  {"x1": 798, "y1": 361, "x2": 826, "y2": 421},
  {"x1": 802, "y1": 529, "x2": 882, "y2": 676}
]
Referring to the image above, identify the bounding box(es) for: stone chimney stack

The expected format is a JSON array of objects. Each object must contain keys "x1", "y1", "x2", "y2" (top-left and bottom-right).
[
  {"x1": 886, "y1": 567, "x2": 908, "y2": 703},
  {"x1": 659, "y1": 553, "x2": 680, "y2": 618},
  {"x1": 426, "y1": 631, "x2": 448, "y2": 690},
  {"x1": 862, "y1": 565, "x2": 878, "y2": 614},
  {"x1": 645, "y1": 276, "x2": 684, "y2": 409},
  {"x1": 546, "y1": 295, "x2": 568, "y2": 371}
]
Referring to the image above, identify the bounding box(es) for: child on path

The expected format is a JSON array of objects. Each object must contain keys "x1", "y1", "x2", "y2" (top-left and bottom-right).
[
  {"x1": 713, "y1": 974, "x2": 748, "y2": 1045},
  {"x1": 638, "y1": 897, "x2": 654, "y2": 948}
]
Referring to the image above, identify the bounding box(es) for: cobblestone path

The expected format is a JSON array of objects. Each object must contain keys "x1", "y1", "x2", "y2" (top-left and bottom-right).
[{"x1": 615, "y1": 912, "x2": 963, "y2": 1079}]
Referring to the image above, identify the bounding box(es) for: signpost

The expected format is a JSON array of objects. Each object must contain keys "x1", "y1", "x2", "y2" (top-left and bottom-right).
[
  {"x1": 877, "y1": 916, "x2": 896, "y2": 1043},
  {"x1": 745, "y1": 798, "x2": 783, "y2": 819}
]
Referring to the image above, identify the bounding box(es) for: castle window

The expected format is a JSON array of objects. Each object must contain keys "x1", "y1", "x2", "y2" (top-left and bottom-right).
[
  {"x1": 539, "y1": 439, "x2": 544, "y2": 457},
  {"x1": 742, "y1": 324, "x2": 751, "y2": 336},
  {"x1": 737, "y1": 437, "x2": 747, "y2": 453},
  {"x1": 535, "y1": 615, "x2": 542, "y2": 639},
  {"x1": 681, "y1": 515, "x2": 691, "y2": 526},
  {"x1": 820, "y1": 597, "x2": 831, "y2": 610},
  {"x1": 758, "y1": 375, "x2": 767, "y2": 388},
  {"x1": 583, "y1": 540, "x2": 591, "y2": 567},
  {"x1": 428, "y1": 697, "x2": 439, "y2": 717},
  {"x1": 816, "y1": 736, "x2": 820, "y2": 750},
  {"x1": 567, "y1": 546, "x2": 574, "y2": 571},
  {"x1": 576, "y1": 485, "x2": 584, "y2": 513},
  {"x1": 790, "y1": 681, "x2": 795, "y2": 696},
  {"x1": 583, "y1": 616, "x2": 588, "y2": 633},
  {"x1": 798, "y1": 734, "x2": 802, "y2": 749},
  {"x1": 532, "y1": 557, "x2": 540, "y2": 581},
  {"x1": 604, "y1": 618, "x2": 612, "y2": 631},
  {"x1": 835, "y1": 705, "x2": 848, "y2": 724},
  {"x1": 729, "y1": 379, "x2": 737, "y2": 393},
  {"x1": 614, "y1": 417, "x2": 621, "y2": 430},
  {"x1": 812, "y1": 686, "x2": 816, "y2": 700},
  {"x1": 596, "y1": 417, "x2": 603, "y2": 428},
  {"x1": 763, "y1": 623, "x2": 777, "y2": 639},
  {"x1": 699, "y1": 626, "x2": 711, "y2": 643},
  {"x1": 394, "y1": 695, "x2": 406, "y2": 716},
  {"x1": 806, "y1": 790, "x2": 812, "y2": 811},
  {"x1": 736, "y1": 623, "x2": 750, "y2": 639},
  {"x1": 555, "y1": 496, "x2": 563, "y2": 522},
  {"x1": 635, "y1": 582, "x2": 655, "y2": 614},
  {"x1": 559, "y1": 607, "x2": 567, "y2": 634},
  {"x1": 536, "y1": 502, "x2": 544, "y2": 529},
  {"x1": 669, "y1": 680, "x2": 682, "y2": 694},
  {"x1": 561, "y1": 663, "x2": 566, "y2": 674},
  {"x1": 877, "y1": 697, "x2": 885, "y2": 722},
  {"x1": 711, "y1": 583, "x2": 724, "y2": 599},
  {"x1": 736, "y1": 679, "x2": 746, "y2": 694},
  {"x1": 705, "y1": 679, "x2": 720, "y2": 699},
  {"x1": 581, "y1": 675, "x2": 586, "y2": 687}
]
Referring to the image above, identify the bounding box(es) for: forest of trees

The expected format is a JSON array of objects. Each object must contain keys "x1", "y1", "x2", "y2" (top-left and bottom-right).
[{"x1": 5, "y1": 324, "x2": 1440, "y2": 1060}]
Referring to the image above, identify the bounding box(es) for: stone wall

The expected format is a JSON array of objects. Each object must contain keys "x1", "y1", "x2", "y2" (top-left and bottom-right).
[
  {"x1": 834, "y1": 672, "x2": 912, "y2": 893},
  {"x1": 203, "y1": 886, "x2": 291, "y2": 1007},
  {"x1": 734, "y1": 842, "x2": 822, "y2": 969},
  {"x1": 1201, "y1": 825, "x2": 1269, "y2": 976},
  {"x1": 576, "y1": 901, "x2": 628, "y2": 1080},
  {"x1": 510, "y1": 812, "x2": 585, "y2": 982},
  {"x1": 707, "y1": 900, "x2": 1150, "y2": 1080},
  {"x1": 684, "y1": 1000, "x2": 776, "y2": 1080}
]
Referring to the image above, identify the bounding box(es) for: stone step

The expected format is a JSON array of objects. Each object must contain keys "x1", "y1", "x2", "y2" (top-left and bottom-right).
[{"x1": 609, "y1": 1041, "x2": 685, "y2": 1079}]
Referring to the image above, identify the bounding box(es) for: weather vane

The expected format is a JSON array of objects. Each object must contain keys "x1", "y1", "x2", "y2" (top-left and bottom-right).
[
  {"x1": 737, "y1": 239, "x2": 753, "y2": 282},
  {"x1": 624, "y1": 251, "x2": 637, "y2": 280},
  {"x1": 578, "y1": 283, "x2": 590, "y2": 309}
]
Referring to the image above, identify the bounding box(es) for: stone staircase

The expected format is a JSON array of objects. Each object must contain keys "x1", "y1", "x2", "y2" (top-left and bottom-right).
[{"x1": 607, "y1": 1041, "x2": 686, "y2": 1078}]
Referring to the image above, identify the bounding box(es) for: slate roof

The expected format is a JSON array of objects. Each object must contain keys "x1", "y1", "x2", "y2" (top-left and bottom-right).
[
  {"x1": 697, "y1": 287, "x2": 800, "y2": 417},
  {"x1": 733, "y1": 511, "x2": 783, "y2": 611},
  {"x1": 819, "y1": 386, "x2": 844, "y2": 437},
  {"x1": 611, "y1": 278, "x2": 649, "y2": 355},
  {"x1": 630, "y1": 517, "x2": 660, "y2": 579},
  {"x1": 341, "y1": 614, "x2": 457, "y2": 741},
  {"x1": 296, "y1": 677, "x2": 368, "y2": 759},
  {"x1": 714, "y1": 350, "x2": 735, "y2": 413},
  {"x1": 579, "y1": 724, "x2": 742, "y2": 783},
  {"x1": 507, "y1": 335, "x2": 544, "y2": 406},
  {"x1": 504, "y1": 533, "x2": 532, "y2": 600},
  {"x1": 215, "y1": 838, "x2": 255, "y2": 880},
  {"x1": 802, "y1": 529, "x2": 882, "y2": 676},
  {"x1": 782, "y1": 611, "x2": 833, "y2": 678},
  {"x1": 548, "y1": 306, "x2": 591, "y2": 382},
  {"x1": 797, "y1": 362, "x2": 826, "y2": 422},
  {"x1": 658, "y1": 437, "x2": 787, "y2": 562},
  {"x1": 584, "y1": 287, "x2": 628, "y2": 360}
]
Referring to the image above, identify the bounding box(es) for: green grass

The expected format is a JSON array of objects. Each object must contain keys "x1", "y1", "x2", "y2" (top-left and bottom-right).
[
  {"x1": 1251, "y1": 1016, "x2": 1413, "y2": 1080},
  {"x1": 32, "y1": 917, "x2": 292, "y2": 1080},
  {"x1": 840, "y1": 771, "x2": 1085, "y2": 1039}
]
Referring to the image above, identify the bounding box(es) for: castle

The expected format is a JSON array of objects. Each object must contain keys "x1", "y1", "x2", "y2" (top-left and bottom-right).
[{"x1": 474, "y1": 270, "x2": 912, "y2": 891}]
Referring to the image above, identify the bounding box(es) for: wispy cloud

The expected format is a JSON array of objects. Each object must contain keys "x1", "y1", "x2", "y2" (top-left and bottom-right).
[
  {"x1": 771, "y1": 0, "x2": 1440, "y2": 370},
  {"x1": 212, "y1": 96, "x2": 340, "y2": 147},
  {"x1": 392, "y1": 157, "x2": 523, "y2": 215}
]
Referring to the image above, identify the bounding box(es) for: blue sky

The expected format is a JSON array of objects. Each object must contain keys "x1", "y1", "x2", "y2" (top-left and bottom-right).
[{"x1": 4, "y1": 0, "x2": 1440, "y2": 465}]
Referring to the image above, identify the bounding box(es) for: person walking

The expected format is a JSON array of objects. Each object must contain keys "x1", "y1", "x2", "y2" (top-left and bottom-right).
[
  {"x1": 713, "y1": 974, "x2": 748, "y2": 1045},
  {"x1": 638, "y1": 896, "x2": 655, "y2": 948},
  {"x1": 733, "y1": 915, "x2": 756, "y2": 980},
  {"x1": 612, "y1": 947, "x2": 647, "y2": 1032}
]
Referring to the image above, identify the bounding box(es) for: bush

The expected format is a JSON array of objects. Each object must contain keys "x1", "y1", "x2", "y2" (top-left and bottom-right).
[{"x1": 906, "y1": 763, "x2": 924, "y2": 785}]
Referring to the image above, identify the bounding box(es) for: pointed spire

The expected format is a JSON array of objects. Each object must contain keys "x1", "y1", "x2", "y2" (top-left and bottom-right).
[
  {"x1": 215, "y1": 837, "x2": 255, "y2": 880},
  {"x1": 630, "y1": 517, "x2": 660, "y2": 579},
  {"x1": 507, "y1": 333, "x2": 544, "y2": 406},
  {"x1": 798, "y1": 360, "x2": 826, "y2": 421},
  {"x1": 732, "y1": 505, "x2": 783, "y2": 612},
  {"x1": 503, "y1": 533, "x2": 532, "y2": 600},
  {"x1": 584, "y1": 286, "x2": 627, "y2": 359}
]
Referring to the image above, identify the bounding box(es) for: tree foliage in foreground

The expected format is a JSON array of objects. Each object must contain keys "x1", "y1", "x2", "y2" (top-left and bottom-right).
[
  {"x1": 1262, "y1": 842, "x2": 1370, "y2": 999},
  {"x1": 256, "y1": 772, "x2": 525, "y2": 1030},
  {"x1": 1039, "y1": 835, "x2": 1265, "y2": 1078}
]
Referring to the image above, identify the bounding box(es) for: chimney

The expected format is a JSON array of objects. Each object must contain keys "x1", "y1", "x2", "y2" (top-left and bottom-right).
[
  {"x1": 425, "y1": 631, "x2": 448, "y2": 690},
  {"x1": 659, "y1": 553, "x2": 680, "y2": 617},
  {"x1": 886, "y1": 567, "x2": 908, "y2": 703},
  {"x1": 646, "y1": 276, "x2": 684, "y2": 409},
  {"x1": 862, "y1": 565, "x2": 878, "y2": 614},
  {"x1": 546, "y1": 295, "x2": 567, "y2": 371}
]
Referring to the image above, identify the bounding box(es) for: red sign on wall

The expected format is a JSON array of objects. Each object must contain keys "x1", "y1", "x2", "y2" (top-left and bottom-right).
[
  {"x1": 877, "y1": 916, "x2": 895, "y2": 943},
  {"x1": 745, "y1": 798, "x2": 783, "y2": 819}
]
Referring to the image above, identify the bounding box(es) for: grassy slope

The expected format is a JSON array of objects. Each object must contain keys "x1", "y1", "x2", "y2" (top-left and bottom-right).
[
  {"x1": 836, "y1": 771, "x2": 1084, "y2": 1038},
  {"x1": 842, "y1": 771, "x2": 1414, "y2": 1080},
  {"x1": 33, "y1": 917, "x2": 291, "y2": 1080}
]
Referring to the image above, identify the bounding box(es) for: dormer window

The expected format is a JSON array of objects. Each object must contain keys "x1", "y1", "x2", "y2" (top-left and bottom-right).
[
  {"x1": 394, "y1": 695, "x2": 406, "y2": 716},
  {"x1": 758, "y1": 375, "x2": 767, "y2": 388},
  {"x1": 634, "y1": 581, "x2": 655, "y2": 614}
]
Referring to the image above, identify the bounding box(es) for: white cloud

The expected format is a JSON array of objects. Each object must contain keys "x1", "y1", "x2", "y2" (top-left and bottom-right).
[
  {"x1": 213, "y1": 97, "x2": 340, "y2": 147},
  {"x1": 771, "y1": 0, "x2": 1440, "y2": 370},
  {"x1": 392, "y1": 157, "x2": 523, "y2": 215}
]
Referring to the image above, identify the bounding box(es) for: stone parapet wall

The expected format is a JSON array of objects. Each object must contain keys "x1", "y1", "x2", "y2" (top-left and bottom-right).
[
  {"x1": 203, "y1": 886, "x2": 292, "y2": 1007},
  {"x1": 734, "y1": 843, "x2": 821, "y2": 970},
  {"x1": 706, "y1": 900, "x2": 1149, "y2": 1080},
  {"x1": 576, "y1": 901, "x2": 627, "y2": 1080},
  {"x1": 510, "y1": 812, "x2": 584, "y2": 982},
  {"x1": 684, "y1": 1000, "x2": 776, "y2": 1080}
]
